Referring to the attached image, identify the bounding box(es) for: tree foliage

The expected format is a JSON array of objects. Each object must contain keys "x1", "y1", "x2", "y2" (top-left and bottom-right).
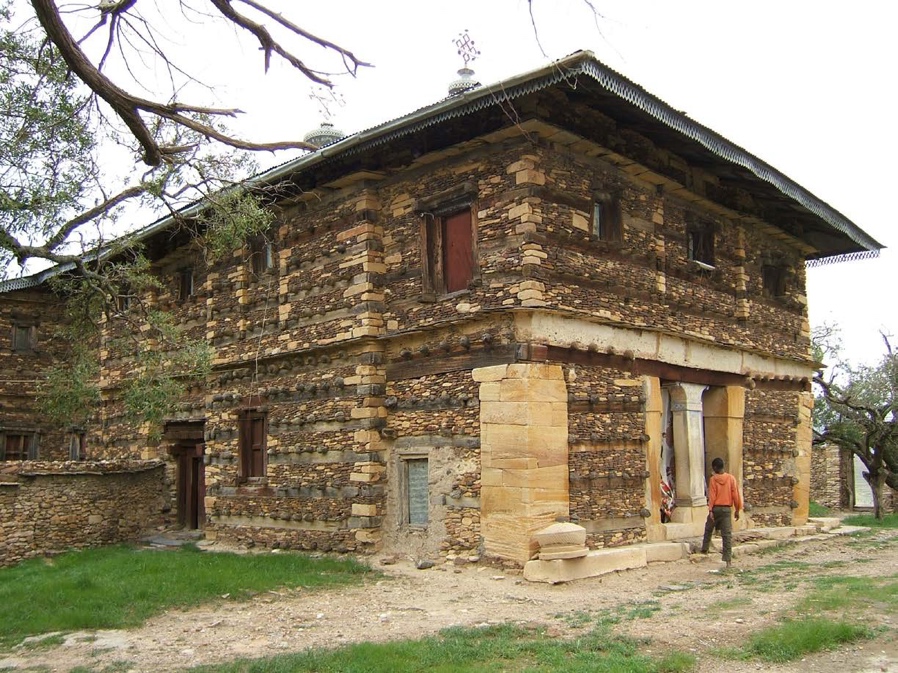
[
  {"x1": 813, "y1": 325, "x2": 898, "y2": 518},
  {"x1": 1, "y1": 0, "x2": 360, "y2": 431}
]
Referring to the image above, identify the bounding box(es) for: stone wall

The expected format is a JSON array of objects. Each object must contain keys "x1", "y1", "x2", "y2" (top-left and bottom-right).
[
  {"x1": 0, "y1": 287, "x2": 72, "y2": 460},
  {"x1": 565, "y1": 363, "x2": 648, "y2": 549},
  {"x1": 0, "y1": 460, "x2": 165, "y2": 567},
  {"x1": 743, "y1": 388, "x2": 802, "y2": 527},
  {"x1": 89, "y1": 120, "x2": 816, "y2": 561},
  {"x1": 811, "y1": 444, "x2": 844, "y2": 510}
]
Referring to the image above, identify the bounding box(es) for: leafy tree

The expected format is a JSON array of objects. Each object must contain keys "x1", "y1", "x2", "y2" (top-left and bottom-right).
[
  {"x1": 813, "y1": 325, "x2": 898, "y2": 519},
  {"x1": 1, "y1": 0, "x2": 361, "y2": 431}
]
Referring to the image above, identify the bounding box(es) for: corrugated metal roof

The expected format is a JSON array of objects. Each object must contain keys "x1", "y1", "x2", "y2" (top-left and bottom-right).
[{"x1": 0, "y1": 50, "x2": 880, "y2": 293}]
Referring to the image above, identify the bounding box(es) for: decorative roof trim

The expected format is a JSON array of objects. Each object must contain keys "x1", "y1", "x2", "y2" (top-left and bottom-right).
[{"x1": 805, "y1": 249, "x2": 880, "y2": 268}]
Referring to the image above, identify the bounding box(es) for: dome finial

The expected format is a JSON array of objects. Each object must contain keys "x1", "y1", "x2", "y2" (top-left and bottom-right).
[
  {"x1": 448, "y1": 30, "x2": 481, "y2": 96},
  {"x1": 304, "y1": 86, "x2": 347, "y2": 149}
]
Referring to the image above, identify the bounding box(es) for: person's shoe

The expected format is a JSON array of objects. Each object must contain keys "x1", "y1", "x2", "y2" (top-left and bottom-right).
[
  {"x1": 699, "y1": 549, "x2": 709, "y2": 555},
  {"x1": 725, "y1": 560, "x2": 732, "y2": 568}
]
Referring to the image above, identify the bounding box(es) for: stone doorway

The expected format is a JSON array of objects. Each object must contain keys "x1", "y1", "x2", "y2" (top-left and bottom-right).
[
  {"x1": 164, "y1": 422, "x2": 206, "y2": 530},
  {"x1": 651, "y1": 382, "x2": 744, "y2": 539}
]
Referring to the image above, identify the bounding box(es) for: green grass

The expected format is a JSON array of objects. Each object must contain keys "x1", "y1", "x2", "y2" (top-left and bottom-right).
[
  {"x1": 738, "y1": 618, "x2": 872, "y2": 662},
  {"x1": 842, "y1": 512, "x2": 898, "y2": 528},
  {"x1": 799, "y1": 575, "x2": 898, "y2": 615},
  {"x1": 189, "y1": 624, "x2": 695, "y2": 673},
  {"x1": 808, "y1": 501, "x2": 832, "y2": 517},
  {"x1": 0, "y1": 545, "x2": 371, "y2": 648},
  {"x1": 705, "y1": 596, "x2": 753, "y2": 616}
]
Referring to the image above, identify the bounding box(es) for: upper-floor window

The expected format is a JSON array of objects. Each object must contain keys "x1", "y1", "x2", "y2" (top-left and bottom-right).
[
  {"x1": 1, "y1": 432, "x2": 38, "y2": 461},
  {"x1": 249, "y1": 236, "x2": 275, "y2": 275},
  {"x1": 687, "y1": 225, "x2": 715, "y2": 268},
  {"x1": 592, "y1": 194, "x2": 623, "y2": 242},
  {"x1": 423, "y1": 208, "x2": 476, "y2": 294},
  {"x1": 762, "y1": 264, "x2": 787, "y2": 298},
  {"x1": 238, "y1": 411, "x2": 267, "y2": 479},
  {"x1": 178, "y1": 268, "x2": 194, "y2": 302},
  {"x1": 11, "y1": 324, "x2": 35, "y2": 352}
]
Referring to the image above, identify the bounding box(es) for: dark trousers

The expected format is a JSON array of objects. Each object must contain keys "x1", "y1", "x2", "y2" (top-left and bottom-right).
[{"x1": 701, "y1": 506, "x2": 733, "y2": 562}]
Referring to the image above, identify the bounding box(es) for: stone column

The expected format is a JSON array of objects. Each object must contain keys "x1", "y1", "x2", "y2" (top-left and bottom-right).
[
  {"x1": 476, "y1": 363, "x2": 568, "y2": 565},
  {"x1": 667, "y1": 382, "x2": 708, "y2": 523},
  {"x1": 702, "y1": 386, "x2": 746, "y2": 529},
  {"x1": 792, "y1": 390, "x2": 814, "y2": 525},
  {"x1": 642, "y1": 376, "x2": 665, "y2": 542}
]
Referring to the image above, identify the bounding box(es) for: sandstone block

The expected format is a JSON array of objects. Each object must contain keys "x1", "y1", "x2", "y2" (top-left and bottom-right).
[{"x1": 472, "y1": 365, "x2": 508, "y2": 382}]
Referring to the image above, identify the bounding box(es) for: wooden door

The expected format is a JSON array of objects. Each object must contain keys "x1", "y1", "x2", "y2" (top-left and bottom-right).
[{"x1": 175, "y1": 442, "x2": 205, "y2": 529}]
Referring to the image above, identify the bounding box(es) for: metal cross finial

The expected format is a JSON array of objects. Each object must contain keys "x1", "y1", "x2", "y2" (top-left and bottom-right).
[
  {"x1": 454, "y1": 30, "x2": 480, "y2": 67},
  {"x1": 308, "y1": 86, "x2": 345, "y2": 121}
]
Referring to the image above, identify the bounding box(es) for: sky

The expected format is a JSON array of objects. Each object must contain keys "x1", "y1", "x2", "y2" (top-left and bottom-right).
[{"x1": 79, "y1": 0, "x2": 898, "y2": 366}]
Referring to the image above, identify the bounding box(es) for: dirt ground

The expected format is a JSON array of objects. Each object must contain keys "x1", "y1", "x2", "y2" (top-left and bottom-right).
[{"x1": 3, "y1": 528, "x2": 897, "y2": 673}]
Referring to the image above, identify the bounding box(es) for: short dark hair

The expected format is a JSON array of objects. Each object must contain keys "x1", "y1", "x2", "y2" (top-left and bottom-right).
[{"x1": 711, "y1": 457, "x2": 725, "y2": 472}]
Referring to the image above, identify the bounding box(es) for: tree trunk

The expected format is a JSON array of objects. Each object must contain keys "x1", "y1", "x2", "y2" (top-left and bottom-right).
[{"x1": 864, "y1": 469, "x2": 887, "y2": 520}]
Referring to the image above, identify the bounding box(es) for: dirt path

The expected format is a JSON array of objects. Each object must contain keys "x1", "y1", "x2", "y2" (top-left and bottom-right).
[{"x1": 3, "y1": 529, "x2": 897, "y2": 673}]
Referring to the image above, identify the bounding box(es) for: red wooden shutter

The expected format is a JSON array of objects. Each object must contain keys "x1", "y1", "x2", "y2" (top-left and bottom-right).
[{"x1": 442, "y1": 210, "x2": 473, "y2": 293}]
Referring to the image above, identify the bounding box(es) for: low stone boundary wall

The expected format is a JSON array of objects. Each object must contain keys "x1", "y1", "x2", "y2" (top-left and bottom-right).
[{"x1": 0, "y1": 460, "x2": 166, "y2": 568}]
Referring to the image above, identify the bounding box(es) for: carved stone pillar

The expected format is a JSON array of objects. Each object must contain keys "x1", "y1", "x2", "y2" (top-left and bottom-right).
[{"x1": 667, "y1": 382, "x2": 708, "y2": 522}]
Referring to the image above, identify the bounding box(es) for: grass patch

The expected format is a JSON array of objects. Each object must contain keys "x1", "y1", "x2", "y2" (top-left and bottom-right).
[
  {"x1": 739, "y1": 618, "x2": 872, "y2": 662},
  {"x1": 70, "y1": 663, "x2": 134, "y2": 673},
  {"x1": 842, "y1": 512, "x2": 898, "y2": 528},
  {"x1": 800, "y1": 575, "x2": 898, "y2": 615},
  {"x1": 0, "y1": 545, "x2": 371, "y2": 649},
  {"x1": 706, "y1": 596, "x2": 753, "y2": 616},
  {"x1": 189, "y1": 623, "x2": 695, "y2": 673},
  {"x1": 808, "y1": 501, "x2": 831, "y2": 517}
]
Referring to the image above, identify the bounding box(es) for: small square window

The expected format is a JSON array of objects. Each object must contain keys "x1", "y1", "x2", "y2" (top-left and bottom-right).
[
  {"x1": 178, "y1": 268, "x2": 194, "y2": 302},
  {"x1": 592, "y1": 196, "x2": 622, "y2": 242},
  {"x1": 1, "y1": 433, "x2": 38, "y2": 461},
  {"x1": 405, "y1": 458, "x2": 429, "y2": 526},
  {"x1": 12, "y1": 325, "x2": 34, "y2": 351},
  {"x1": 249, "y1": 236, "x2": 275, "y2": 275},
  {"x1": 762, "y1": 265, "x2": 787, "y2": 298},
  {"x1": 687, "y1": 227, "x2": 715, "y2": 267}
]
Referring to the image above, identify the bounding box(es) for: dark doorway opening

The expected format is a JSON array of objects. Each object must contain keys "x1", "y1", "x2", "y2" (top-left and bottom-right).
[{"x1": 164, "y1": 422, "x2": 206, "y2": 530}]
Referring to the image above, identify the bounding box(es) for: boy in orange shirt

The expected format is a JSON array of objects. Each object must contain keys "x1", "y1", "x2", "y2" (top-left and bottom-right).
[{"x1": 700, "y1": 457, "x2": 743, "y2": 567}]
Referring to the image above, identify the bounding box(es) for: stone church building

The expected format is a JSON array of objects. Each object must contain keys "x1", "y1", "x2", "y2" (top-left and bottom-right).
[{"x1": 0, "y1": 51, "x2": 882, "y2": 566}]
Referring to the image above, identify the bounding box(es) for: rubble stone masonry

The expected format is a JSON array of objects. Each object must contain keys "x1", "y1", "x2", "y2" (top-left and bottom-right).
[
  {"x1": 81, "y1": 127, "x2": 813, "y2": 561},
  {"x1": 0, "y1": 460, "x2": 165, "y2": 568}
]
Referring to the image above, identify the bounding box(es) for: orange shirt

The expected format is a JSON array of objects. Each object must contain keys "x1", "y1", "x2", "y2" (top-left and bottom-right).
[{"x1": 708, "y1": 472, "x2": 742, "y2": 512}]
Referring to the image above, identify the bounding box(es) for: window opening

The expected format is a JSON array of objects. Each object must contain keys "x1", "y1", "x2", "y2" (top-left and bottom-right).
[
  {"x1": 423, "y1": 208, "x2": 476, "y2": 295},
  {"x1": 405, "y1": 458, "x2": 429, "y2": 526},
  {"x1": 249, "y1": 236, "x2": 274, "y2": 275},
  {"x1": 69, "y1": 432, "x2": 86, "y2": 460},
  {"x1": 762, "y1": 264, "x2": 787, "y2": 298},
  {"x1": 687, "y1": 227, "x2": 715, "y2": 267},
  {"x1": 11, "y1": 325, "x2": 33, "y2": 351},
  {"x1": 178, "y1": 268, "x2": 194, "y2": 302},
  {"x1": 1, "y1": 433, "x2": 38, "y2": 461},
  {"x1": 592, "y1": 195, "x2": 622, "y2": 242},
  {"x1": 238, "y1": 411, "x2": 267, "y2": 478}
]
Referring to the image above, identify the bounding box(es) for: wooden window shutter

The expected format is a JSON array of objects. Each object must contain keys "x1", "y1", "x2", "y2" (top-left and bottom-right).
[{"x1": 442, "y1": 210, "x2": 474, "y2": 293}]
